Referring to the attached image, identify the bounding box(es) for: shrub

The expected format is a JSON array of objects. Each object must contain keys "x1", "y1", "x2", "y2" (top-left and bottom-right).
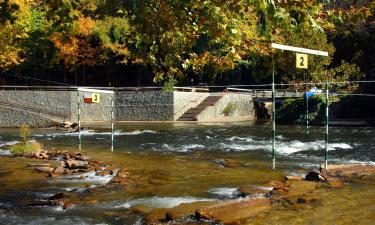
[
  {"x1": 223, "y1": 102, "x2": 236, "y2": 116},
  {"x1": 10, "y1": 124, "x2": 36, "y2": 157},
  {"x1": 276, "y1": 96, "x2": 326, "y2": 125}
]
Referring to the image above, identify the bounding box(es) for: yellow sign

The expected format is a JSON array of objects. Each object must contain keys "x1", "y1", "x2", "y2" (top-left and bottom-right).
[
  {"x1": 296, "y1": 53, "x2": 308, "y2": 69},
  {"x1": 92, "y1": 93, "x2": 100, "y2": 103}
]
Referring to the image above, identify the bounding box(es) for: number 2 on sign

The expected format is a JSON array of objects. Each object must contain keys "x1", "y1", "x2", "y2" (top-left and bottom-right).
[{"x1": 296, "y1": 53, "x2": 308, "y2": 69}]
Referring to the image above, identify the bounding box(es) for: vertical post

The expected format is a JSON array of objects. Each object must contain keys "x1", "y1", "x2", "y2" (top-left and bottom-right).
[
  {"x1": 272, "y1": 57, "x2": 276, "y2": 169},
  {"x1": 111, "y1": 94, "x2": 114, "y2": 152},
  {"x1": 325, "y1": 80, "x2": 329, "y2": 169},
  {"x1": 306, "y1": 94, "x2": 309, "y2": 133},
  {"x1": 77, "y1": 90, "x2": 82, "y2": 152}
]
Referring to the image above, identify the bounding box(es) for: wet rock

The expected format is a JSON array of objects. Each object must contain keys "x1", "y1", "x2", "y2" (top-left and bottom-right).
[
  {"x1": 305, "y1": 171, "x2": 327, "y2": 182},
  {"x1": 109, "y1": 169, "x2": 128, "y2": 186},
  {"x1": 65, "y1": 160, "x2": 88, "y2": 169},
  {"x1": 40, "y1": 152, "x2": 49, "y2": 160},
  {"x1": 131, "y1": 204, "x2": 155, "y2": 214},
  {"x1": 285, "y1": 175, "x2": 303, "y2": 181},
  {"x1": 48, "y1": 192, "x2": 65, "y2": 200},
  {"x1": 196, "y1": 198, "x2": 271, "y2": 224},
  {"x1": 30, "y1": 140, "x2": 43, "y2": 158},
  {"x1": 326, "y1": 164, "x2": 375, "y2": 177},
  {"x1": 238, "y1": 185, "x2": 273, "y2": 197},
  {"x1": 146, "y1": 208, "x2": 169, "y2": 223},
  {"x1": 35, "y1": 166, "x2": 55, "y2": 173},
  {"x1": 165, "y1": 201, "x2": 218, "y2": 221},
  {"x1": 54, "y1": 166, "x2": 65, "y2": 174}
]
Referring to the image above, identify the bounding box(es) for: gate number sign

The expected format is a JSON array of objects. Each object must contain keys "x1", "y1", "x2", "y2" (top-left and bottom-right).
[
  {"x1": 296, "y1": 53, "x2": 308, "y2": 69},
  {"x1": 92, "y1": 93, "x2": 100, "y2": 103}
]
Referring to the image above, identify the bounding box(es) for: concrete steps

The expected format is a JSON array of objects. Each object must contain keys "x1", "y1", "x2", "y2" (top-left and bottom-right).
[{"x1": 177, "y1": 96, "x2": 222, "y2": 121}]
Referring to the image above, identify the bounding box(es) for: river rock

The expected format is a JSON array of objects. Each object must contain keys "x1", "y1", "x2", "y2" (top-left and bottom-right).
[
  {"x1": 65, "y1": 160, "x2": 88, "y2": 169},
  {"x1": 30, "y1": 140, "x2": 43, "y2": 158},
  {"x1": 238, "y1": 185, "x2": 273, "y2": 197},
  {"x1": 54, "y1": 166, "x2": 65, "y2": 174},
  {"x1": 326, "y1": 164, "x2": 375, "y2": 177},
  {"x1": 165, "y1": 201, "x2": 218, "y2": 221},
  {"x1": 196, "y1": 198, "x2": 271, "y2": 224},
  {"x1": 305, "y1": 171, "x2": 327, "y2": 182},
  {"x1": 35, "y1": 166, "x2": 54, "y2": 173},
  {"x1": 285, "y1": 175, "x2": 303, "y2": 181},
  {"x1": 48, "y1": 192, "x2": 65, "y2": 200}
]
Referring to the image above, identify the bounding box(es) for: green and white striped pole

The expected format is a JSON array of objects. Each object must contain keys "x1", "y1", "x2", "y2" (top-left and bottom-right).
[
  {"x1": 77, "y1": 90, "x2": 82, "y2": 152},
  {"x1": 272, "y1": 58, "x2": 276, "y2": 169},
  {"x1": 111, "y1": 94, "x2": 115, "y2": 152},
  {"x1": 306, "y1": 94, "x2": 309, "y2": 133},
  {"x1": 325, "y1": 80, "x2": 329, "y2": 169}
]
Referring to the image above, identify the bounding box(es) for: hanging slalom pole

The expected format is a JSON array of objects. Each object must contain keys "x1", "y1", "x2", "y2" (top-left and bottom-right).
[
  {"x1": 306, "y1": 94, "x2": 309, "y2": 133},
  {"x1": 111, "y1": 94, "x2": 115, "y2": 152},
  {"x1": 325, "y1": 80, "x2": 329, "y2": 169},
  {"x1": 77, "y1": 90, "x2": 82, "y2": 152},
  {"x1": 272, "y1": 57, "x2": 276, "y2": 170},
  {"x1": 270, "y1": 43, "x2": 329, "y2": 170}
]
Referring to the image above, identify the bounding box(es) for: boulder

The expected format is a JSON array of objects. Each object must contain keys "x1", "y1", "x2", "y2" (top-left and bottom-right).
[
  {"x1": 30, "y1": 140, "x2": 43, "y2": 158},
  {"x1": 35, "y1": 166, "x2": 54, "y2": 173},
  {"x1": 54, "y1": 166, "x2": 65, "y2": 174},
  {"x1": 65, "y1": 160, "x2": 88, "y2": 169},
  {"x1": 165, "y1": 201, "x2": 218, "y2": 221},
  {"x1": 305, "y1": 171, "x2": 327, "y2": 182},
  {"x1": 238, "y1": 185, "x2": 273, "y2": 197},
  {"x1": 196, "y1": 198, "x2": 271, "y2": 224},
  {"x1": 285, "y1": 175, "x2": 303, "y2": 181},
  {"x1": 326, "y1": 164, "x2": 375, "y2": 177}
]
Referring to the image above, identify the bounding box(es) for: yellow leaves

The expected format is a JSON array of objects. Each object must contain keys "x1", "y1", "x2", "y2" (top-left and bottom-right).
[{"x1": 77, "y1": 17, "x2": 96, "y2": 36}]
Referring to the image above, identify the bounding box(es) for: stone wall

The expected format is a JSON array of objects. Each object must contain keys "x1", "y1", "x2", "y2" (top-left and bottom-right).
[
  {"x1": 0, "y1": 108, "x2": 59, "y2": 127},
  {"x1": 197, "y1": 93, "x2": 254, "y2": 122},
  {"x1": 71, "y1": 92, "x2": 113, "y2": 122},
  {"x1": 115, "y1": 91, "x2": 174, "y2": 121},
  {"x1": 0, "y1": 90, "x2": 71, "y2": 120},
  {"x1": 0, "y1": 90, "x2": 256, "y2": 126}
]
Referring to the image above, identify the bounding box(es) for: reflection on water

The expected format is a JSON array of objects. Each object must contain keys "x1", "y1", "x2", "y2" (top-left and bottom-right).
[{"x1": 0, "y1": 122, "x2": 375, "y2": 224}]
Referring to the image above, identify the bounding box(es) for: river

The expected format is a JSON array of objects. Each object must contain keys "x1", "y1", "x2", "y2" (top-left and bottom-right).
[{"x1": 0, "y1": 122, "x2": 375, "y2": 224}]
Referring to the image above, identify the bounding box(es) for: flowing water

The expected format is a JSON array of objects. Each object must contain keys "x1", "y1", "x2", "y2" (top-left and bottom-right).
[{"x1": 0, "y1": 122, "x2": 375, "y2": 224}]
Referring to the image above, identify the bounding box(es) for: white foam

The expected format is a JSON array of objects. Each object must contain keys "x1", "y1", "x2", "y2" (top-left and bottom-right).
[
  {"x1": 0, "y1": 141, "x2": 19, "y2": 155},
  {"x1": 227, "y1": 136, "x2": 253, "y2": 142},
  {"x1": 221, "y1": 138, "x2": 353, "y2": 155},
  {"x1": 161, "y1": 144, "x2": 205, "y2": 152},
  {"x1": 58, "y1": 170, "x2": 118, "y2": 185},
  {"x1": 208, "y1": 188, "x2": 239, "y2": 198},
  {"x1": 0, "y1": 140, "x2": 19, "y2": 147},
  {"x1": 31, "y1": 129, "x2": 157, "y2": 137},
  {"x1": 116, "y1": 196, "x2": 214, "y2": 209}
]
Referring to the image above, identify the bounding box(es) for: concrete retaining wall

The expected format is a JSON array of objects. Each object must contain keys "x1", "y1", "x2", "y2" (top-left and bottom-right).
[
  {"x1": 0, "y1": 90, "x2": 256, "y2": 127},
  {"x1": 197, "y1": 93, "x2": 254, "y2": 122},
  {"x1": 173, "y1": 92, "x2": 209, "y2": 120}
]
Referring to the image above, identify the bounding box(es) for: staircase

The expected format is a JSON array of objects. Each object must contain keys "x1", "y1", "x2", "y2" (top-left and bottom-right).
[{"x1": 177, "y1": 95, "x2": 222, "y2": 121}]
